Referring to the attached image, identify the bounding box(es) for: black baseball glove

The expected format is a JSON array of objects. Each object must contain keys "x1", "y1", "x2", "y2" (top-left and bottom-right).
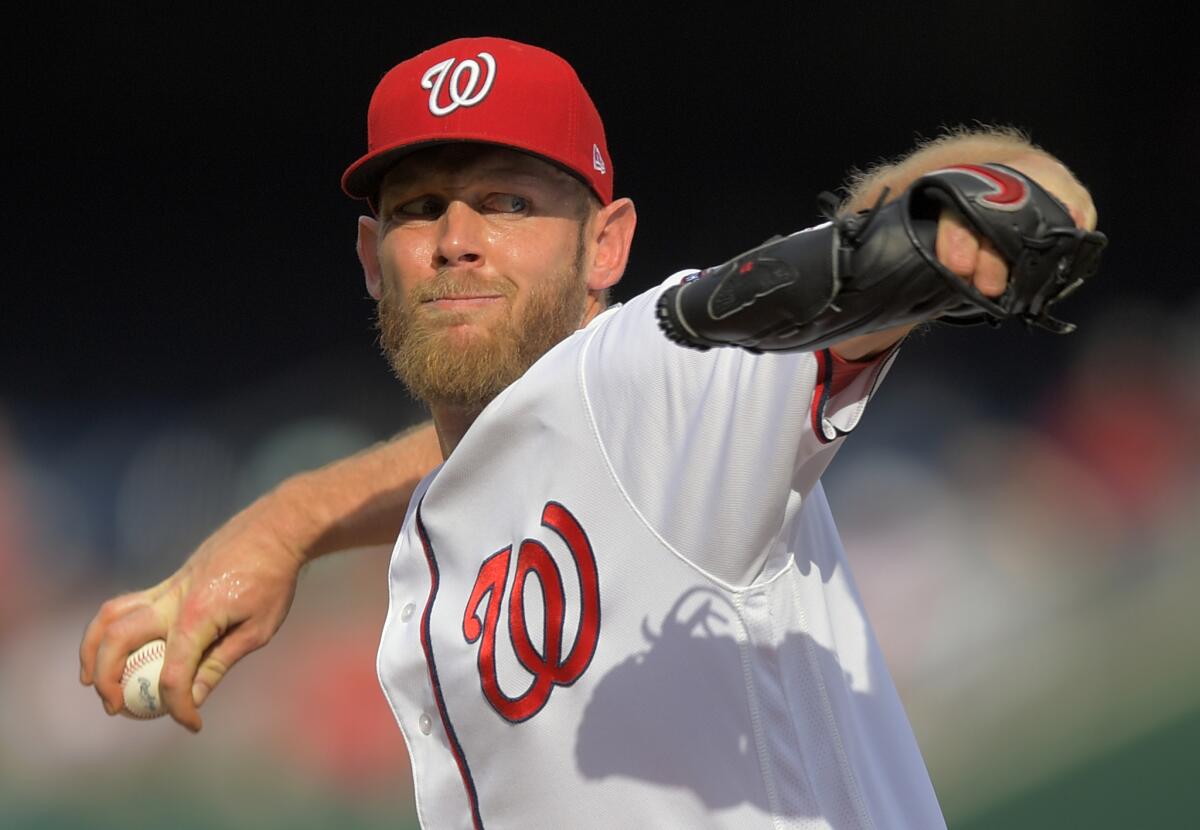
[{"x1": 655, "y1": 162, "x2": 1107, "y2": 353}]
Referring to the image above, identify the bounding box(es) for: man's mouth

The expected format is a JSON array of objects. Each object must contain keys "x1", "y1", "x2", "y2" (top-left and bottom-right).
[{"x1": 423, "y1": 293, "x2": 505, "y2": 310}]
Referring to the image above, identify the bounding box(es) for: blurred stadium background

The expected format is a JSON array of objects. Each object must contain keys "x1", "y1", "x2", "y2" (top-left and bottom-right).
[{"x1": 3, "y1": 4, "x2": 1196, "y2": 828}]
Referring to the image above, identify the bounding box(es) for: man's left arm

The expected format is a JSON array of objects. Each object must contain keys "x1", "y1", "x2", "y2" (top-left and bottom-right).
[{"x1": 655, "y1": 127, "x2": 1102, "y2": 361}]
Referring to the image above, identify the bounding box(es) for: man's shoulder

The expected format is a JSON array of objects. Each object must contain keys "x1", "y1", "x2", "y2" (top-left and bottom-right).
[{"x1": 583, "y1": 269, "x2": 701, "y2": 332}]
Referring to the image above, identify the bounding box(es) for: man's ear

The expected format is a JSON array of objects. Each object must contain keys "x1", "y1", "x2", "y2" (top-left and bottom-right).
[
  {"x1": 356, "y1": 215, "x2": 383, "y2": 300},
  {"x1": 585, "y1": 197, "x2": 637, "y2": 293}
]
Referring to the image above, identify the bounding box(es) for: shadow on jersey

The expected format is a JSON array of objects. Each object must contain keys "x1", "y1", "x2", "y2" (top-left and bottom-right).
[{"x1": 575, "y1": 586, "x2": 878, "y2": 825}]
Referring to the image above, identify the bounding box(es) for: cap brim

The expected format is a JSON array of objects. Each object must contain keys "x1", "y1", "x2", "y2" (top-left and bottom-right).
[
  {"x1": 341, "y1": 140, "x2": 447, "y2": 201},
  {"x1": 341, "y1": 137, "x2": 607, "y2": 207}
]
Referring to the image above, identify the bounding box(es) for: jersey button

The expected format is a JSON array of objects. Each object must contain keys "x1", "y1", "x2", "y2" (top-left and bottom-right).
[
  {"x1": 401, "y1": 603, "x2": 416, "y2": 622},
  {"x1": 418, "y1": 713, "x2": 433, "y2": 735}
]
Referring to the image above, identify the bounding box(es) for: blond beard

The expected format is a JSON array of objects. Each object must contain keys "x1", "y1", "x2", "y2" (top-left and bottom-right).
[{"x1": 375, "y1": 252, "x2": 588, "y2": 410}]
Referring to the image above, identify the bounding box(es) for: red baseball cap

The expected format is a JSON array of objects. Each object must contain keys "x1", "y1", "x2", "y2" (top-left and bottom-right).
[{"x1": 341, "y1": 37, "x2": 613, "y2": 207}]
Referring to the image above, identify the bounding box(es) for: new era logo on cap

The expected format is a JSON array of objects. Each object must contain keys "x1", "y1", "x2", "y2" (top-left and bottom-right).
[{"x1": 341, "y1": 37, "x2": 614, "y2": 206}]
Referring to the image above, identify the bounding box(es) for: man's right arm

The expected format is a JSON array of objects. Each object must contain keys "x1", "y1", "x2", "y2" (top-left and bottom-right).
[{"x1": 79, "y1": 421, "x2": 442, "y2": 732}]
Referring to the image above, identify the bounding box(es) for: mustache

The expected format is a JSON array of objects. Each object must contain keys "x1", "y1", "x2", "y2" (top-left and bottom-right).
[{"x1": 409, "y1": 271, "x2": 517, "y2": 304}]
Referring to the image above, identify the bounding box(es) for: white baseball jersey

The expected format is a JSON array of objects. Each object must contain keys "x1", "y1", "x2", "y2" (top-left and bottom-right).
[{"x1": 377, "y1": 270, "x2": 945, "y2": 829}]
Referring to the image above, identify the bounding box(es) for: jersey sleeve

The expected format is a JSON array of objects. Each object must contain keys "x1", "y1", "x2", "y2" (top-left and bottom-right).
[{"x1": 579, "y1": 271, "x2": 898, "y2": 587}]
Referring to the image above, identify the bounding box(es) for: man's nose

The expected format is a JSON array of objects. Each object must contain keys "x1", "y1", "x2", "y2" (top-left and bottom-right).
[{"x1": 434, "y1": 200, "x2": 485, "y2": 269}]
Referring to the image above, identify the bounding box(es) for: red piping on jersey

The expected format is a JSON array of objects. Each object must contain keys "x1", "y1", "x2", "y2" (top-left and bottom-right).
[
  {"x1": 810, "y1": 348, "x2": 886, "y2": 444},
  {"x1": 810, "y1": 349, "x2": 838, "y2": 444},
  {"x1": 416, "y1": 502, "x2": 487, "y2": 830}
]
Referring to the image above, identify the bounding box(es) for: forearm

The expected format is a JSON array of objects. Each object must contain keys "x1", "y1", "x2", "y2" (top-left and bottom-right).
[
  {"x1": 829, "y1": 325, "x2": 912, "y2": 361},
  {"x1": 265, "y1": 420, "x2": 443, "y2": 562}
]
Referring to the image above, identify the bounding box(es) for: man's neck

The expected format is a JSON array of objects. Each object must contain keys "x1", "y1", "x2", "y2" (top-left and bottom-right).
[{"x1": 430, "y1": 403, "x2": 485, "y2": 459}]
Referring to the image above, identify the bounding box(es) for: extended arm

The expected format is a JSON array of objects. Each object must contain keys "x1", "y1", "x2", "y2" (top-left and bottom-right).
[
  {"x1": 79, "y1": 420, "x2": 442, "y2": 732},
  {"x1": 657, "y1": 127, "x2": 1100, "y2": 361}
]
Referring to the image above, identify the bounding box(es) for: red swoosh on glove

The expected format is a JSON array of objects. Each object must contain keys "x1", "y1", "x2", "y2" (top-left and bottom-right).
[{"x1": 943, "y1": 163, "x2": 1029, "y2": 209}]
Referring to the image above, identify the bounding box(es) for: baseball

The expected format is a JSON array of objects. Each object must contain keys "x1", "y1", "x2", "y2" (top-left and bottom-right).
[{"x1": 120, "y1": 639, "x2": 167, "y2": 719}]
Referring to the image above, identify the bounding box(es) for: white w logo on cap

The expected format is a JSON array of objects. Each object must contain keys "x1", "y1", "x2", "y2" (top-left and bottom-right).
[{"x1": 421, "y1": 53, "x2": 497, "y2": 116}]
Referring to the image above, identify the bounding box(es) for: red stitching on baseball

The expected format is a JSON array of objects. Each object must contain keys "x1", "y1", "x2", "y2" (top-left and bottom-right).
[{"x1": 121, "y1": 640, "x2": 165, "y2": 717}]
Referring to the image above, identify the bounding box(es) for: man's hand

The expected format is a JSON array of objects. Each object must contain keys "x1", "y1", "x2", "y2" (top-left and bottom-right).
[
  {"x1": 79, "y1": 422, "x2": 441, "y2": 732},
  {"x1": 79, "y1": 486, "x2": 307, "y2": 732},
  {"x1": 935, "y1": 151, "x2": 1098, "y2": 299},
  {"x1": 833, "y1": 150, "x2": 1098, "y2": 360}
]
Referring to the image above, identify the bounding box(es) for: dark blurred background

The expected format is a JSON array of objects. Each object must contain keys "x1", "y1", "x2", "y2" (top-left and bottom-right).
[{"x1": 2, "y1": 4, "x2": 1197, "y2": 829}]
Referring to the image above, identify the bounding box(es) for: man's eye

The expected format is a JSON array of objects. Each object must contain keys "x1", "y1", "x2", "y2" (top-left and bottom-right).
[
  {"x1": 486, "y1": 194, "x2": 528, "y2": 213},
  {"x1": 395, "y1": 196, "x2": 445, "y2": 217}
]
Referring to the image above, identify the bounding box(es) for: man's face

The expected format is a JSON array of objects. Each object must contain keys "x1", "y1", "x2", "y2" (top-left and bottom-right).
[{"x1": 371, "y1": 145, "x2": 594, "y2": 409}]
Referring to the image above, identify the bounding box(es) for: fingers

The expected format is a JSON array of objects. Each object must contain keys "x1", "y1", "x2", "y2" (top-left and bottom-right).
[
  {"x1": 82, "y1": 581, "x2": 241, "y2": 732},
  {"x1": 80, "y1": 592, "x2": 146, "y2": 685},
  {"x1": 190, "y1": 626, "x2": 268, "y2": 709},
  {"x1": 936, "y1": 212, "x2": 978, "y2": 277},
  {"x1": 158, "y1": 606, "x2": 228, "y2": 733},
  {"x1": 1082, "y1": 202, "x2": 1098, "y2": 231},
  {"x1": 159, "y1": 588, "x2": 286, "y2": 731},
  {"x1": 1067, "y1": 202, "x2": 1098, "y2": 232},
  {"x1": 936, "y1": 212, "x2": 1009, "y2": 297},
  {"x1": 1005, "y1": 152, "x2": 1098, "y2": 231},
  {"x1": 91, "y1": 604, "x2": 165, "y2": 716},
  {"x1": 973, "y1": 240, "x2": 1007, "y2": 297}
]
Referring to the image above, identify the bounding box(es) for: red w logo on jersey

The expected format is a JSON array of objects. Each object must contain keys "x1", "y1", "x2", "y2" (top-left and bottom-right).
[{"x1": 462, "y1": 501, "x2": 601, "y2": 722}]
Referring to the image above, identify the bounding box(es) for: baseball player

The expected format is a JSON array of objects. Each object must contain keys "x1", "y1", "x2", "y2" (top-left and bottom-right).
[{"x1": 80, "y1": 36, "x2": 1102, "y2": 829}]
